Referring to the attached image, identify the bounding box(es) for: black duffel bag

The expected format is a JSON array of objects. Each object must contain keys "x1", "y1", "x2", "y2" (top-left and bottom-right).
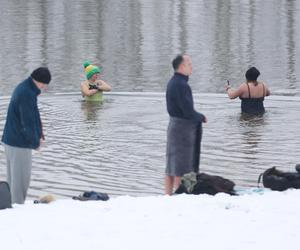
[
  {"x1": 175, "y1": 172, "x2": 236, "y2": 195},
  {"x1": 258, "y1": 164, "x2": 300, "y2": 191}
]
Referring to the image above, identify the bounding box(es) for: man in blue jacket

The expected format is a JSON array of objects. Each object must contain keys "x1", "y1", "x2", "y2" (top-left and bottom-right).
[
  {"x1": 165, "y1": 55, "x2": 207, "y2": 195},
  {"x1": 1, "y1": 67, "x2": 51, "y2": 204}
]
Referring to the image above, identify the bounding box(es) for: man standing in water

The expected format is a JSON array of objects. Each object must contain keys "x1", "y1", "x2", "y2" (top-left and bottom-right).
[
  {"x1": 1, "y1": 67, "x2": 51, "y2": 204},
  {"x1": 165, "y1": 54, "x2": 207, "y2": 195}
]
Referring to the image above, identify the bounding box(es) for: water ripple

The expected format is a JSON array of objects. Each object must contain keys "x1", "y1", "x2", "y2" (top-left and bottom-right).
[{"x1": 1, "y1": 93, "x2": 300, "y2": 198}]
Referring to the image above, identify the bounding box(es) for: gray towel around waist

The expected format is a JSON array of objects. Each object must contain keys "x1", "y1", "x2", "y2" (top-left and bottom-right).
[{"x1": 166, "y1": 117, "x2": 202, "y2": 176}]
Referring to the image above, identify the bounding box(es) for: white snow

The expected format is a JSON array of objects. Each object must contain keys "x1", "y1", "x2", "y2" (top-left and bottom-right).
[{"x1": 1, "y1": 189, "x2": 300, "y2": 250}]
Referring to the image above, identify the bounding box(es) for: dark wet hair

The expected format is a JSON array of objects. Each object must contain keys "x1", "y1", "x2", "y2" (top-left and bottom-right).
[
  {"x1": 172, "y1": 55, "x2": 184, "y2": 70},
  {"x1": 245, "y1": 67, "x2": 260, "y2": 82}
]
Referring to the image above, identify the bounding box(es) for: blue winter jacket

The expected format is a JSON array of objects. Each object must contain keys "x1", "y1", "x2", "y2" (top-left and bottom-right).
[{"x1": 1, "y1": 77, "x2": 43, "y2": 149}]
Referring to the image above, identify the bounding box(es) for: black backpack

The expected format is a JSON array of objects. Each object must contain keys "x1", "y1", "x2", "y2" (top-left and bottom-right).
[
  {"x1": 258, "y1": 164, "x2": 300, "y2": 191},
  {"x1": 175, "y1": 172, "x2": 236, "y2": 195},
  {"x1": 0, "y1": 181, "x2": 12, "y2": 210}
]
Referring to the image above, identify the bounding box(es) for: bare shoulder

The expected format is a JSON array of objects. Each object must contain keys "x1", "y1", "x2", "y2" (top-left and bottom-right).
[
  {"x1": 259, "y1": 81, "x2": 267, "y2": 87},
  {"x1": 96, "y1": 79, "x2": 111, "y2": 91},
  {"x1": 81, "y1": 80, "x2": 89, "y2": 87},
  {"x1": 242, "y1": 82, "x2": 248, "y2": 87},
  {"x1": 97, "y1": 79, "x2": 106, "y2": 85},
  {"x1": 234, "y1": 82, "x2": 249, "y2": 97},
  {"x1": 259, "y1": 81, "x2": 270, "y2": 89},
  {"x1": 238, "y1": 82, "x2": 248, "y2": 90},
  {"x1": 260, "y1": 81, "x2": 271, "y2": 95}
]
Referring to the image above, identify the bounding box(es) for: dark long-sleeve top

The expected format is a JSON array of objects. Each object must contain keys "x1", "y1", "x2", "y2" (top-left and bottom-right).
[
  {"x1": 166, "y1": 72, "x2": 205, "y2": 123},
  {"x1": 1, "y1": 77, "x2": 43, "y2": 149}
]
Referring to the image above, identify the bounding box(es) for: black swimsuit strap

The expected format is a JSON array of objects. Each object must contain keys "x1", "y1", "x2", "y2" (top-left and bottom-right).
[
  {"x1": 246, "y1": 83, "x2": 251, "y2": 98},
  {"x1": 262, "y1": 83, "x2": 265, "y2": 97}
]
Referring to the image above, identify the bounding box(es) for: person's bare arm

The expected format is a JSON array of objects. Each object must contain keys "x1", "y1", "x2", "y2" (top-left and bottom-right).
[
  {"x1": 81, "y1": 82, "x2": 98, "y2": 96},
  {"x1": 265, "y1": 85, "x2": 271, "y2": 96},
  {"x1": 97, "y1": 80, "x2": 112, "y2": 91},
  {"x1": 225, "y1": 83, "x2": 245, "y2": 99}
]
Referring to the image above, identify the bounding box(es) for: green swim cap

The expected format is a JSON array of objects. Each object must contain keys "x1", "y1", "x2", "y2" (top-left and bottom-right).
[{"x1": 83, "y1": 61, "x2": 102, "y2": 79}]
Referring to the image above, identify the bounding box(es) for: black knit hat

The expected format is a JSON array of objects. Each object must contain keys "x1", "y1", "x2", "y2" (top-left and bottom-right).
[
  {"x1": 31, "y1": 67, "x2": 51, "y2": 84},
  {"x1": 245, "y1": 67, "x2": 260, "y2": 81}
]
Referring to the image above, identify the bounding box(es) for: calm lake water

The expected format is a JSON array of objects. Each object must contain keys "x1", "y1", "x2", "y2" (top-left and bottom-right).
[{"x1": 1, "y1": 0, "x2": 300, "y2": 198}]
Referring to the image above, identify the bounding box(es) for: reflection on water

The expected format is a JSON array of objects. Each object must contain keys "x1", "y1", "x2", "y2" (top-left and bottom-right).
[
  {"x1": 239, "y1": 113, "x2": 266, "y2": 150},
  {"x1": 1, "y1": 0, "x2": 300, "y2": 198},
  {"x1": 0, "y1": 0, "x2": 300, "y2": 96},
  {"x1": 81, "y1": 101, "x2": 104, "y2": 121},
  {"x1": 1, "y1": 93, "x2": 300, "y2": 198}
]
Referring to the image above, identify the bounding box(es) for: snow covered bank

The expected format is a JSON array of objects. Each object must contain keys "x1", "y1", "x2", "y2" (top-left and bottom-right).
[{"x1": 1, "y1": 189, "x2": 300, "y2": 250}]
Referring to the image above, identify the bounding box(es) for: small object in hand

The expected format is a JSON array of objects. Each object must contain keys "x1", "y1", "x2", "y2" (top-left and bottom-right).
[
  {"x1": 89, "y1": 84, "x2": 99, "y2": 90},
  {"x1": 34, "y1": 194, "x2": 55, "y2": 204},
  {"x1": 226, "y1": 80, "x2": 231, "y2": 91}
]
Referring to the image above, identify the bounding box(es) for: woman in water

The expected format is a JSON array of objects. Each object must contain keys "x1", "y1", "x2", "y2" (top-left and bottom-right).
[
  {"x1": 81, "y1": 61, "x2": 111, "y2": 102},
  {"x1": 225, "y1": 67, "x2": 270, "y2": 115}
]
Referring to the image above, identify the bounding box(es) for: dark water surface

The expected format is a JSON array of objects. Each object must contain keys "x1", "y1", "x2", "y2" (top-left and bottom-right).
[
  {"x1": 1, "y1": 93, "x2": 300, "y2": 198},
  {"x1": 1, "y1": 0, "x2": 300, "y2": 198}
]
